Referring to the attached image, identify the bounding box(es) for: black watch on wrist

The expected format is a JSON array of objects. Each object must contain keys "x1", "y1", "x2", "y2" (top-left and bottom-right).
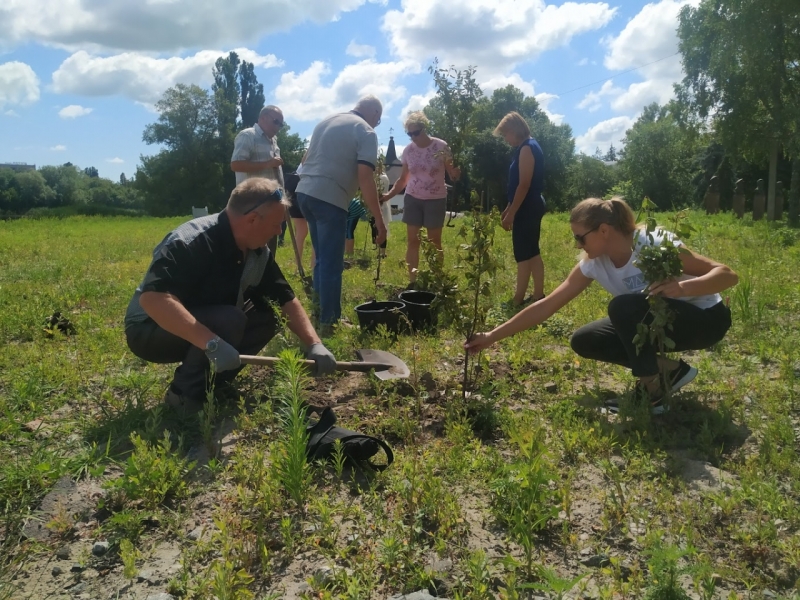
[{"x1": 205, "y1": 336, "x2": 220, "y2": 353}]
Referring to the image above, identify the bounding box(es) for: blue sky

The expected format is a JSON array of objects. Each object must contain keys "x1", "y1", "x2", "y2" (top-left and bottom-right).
[{"x1": 0, "y1": 0, "x2": 694, "y2": 180}]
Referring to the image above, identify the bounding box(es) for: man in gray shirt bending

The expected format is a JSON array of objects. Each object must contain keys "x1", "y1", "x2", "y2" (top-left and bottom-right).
[{"x1": 296, "y1": 96, "x2": 388, "y2": 329}]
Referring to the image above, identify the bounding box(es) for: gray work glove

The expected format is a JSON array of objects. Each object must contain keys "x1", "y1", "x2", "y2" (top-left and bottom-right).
[
  {"x1": 204, "y1": 336, "x2": 241, "y2": 372},
  {"x1": 306, "y1": 342, "x2": 337, "y2": 376}
]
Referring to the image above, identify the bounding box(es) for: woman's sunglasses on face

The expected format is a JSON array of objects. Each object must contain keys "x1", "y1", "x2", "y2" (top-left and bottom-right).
[{"x1": 573, "y1": 225, "x2": 600, "y2": 246}]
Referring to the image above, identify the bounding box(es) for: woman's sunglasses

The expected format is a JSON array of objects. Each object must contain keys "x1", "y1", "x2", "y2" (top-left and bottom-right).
[{"x1": 573, "y1": 225, "x2": 600, "y2": 245}]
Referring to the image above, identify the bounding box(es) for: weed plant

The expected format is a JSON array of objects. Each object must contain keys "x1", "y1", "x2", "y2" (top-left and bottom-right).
[
  {"x1": 103, "y1": 429, "x2": 194, "y2": 510},
  {"x1": 271, "y1": 350, "x2": 313, "y2": 509}
]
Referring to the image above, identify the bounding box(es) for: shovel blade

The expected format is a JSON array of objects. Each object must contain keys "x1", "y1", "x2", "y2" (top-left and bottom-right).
[{"x1": 356, "y1": 349, "x2": 410, "y2": 380}]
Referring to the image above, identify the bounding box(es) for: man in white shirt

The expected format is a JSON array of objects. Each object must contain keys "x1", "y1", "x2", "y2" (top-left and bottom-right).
[
  {"x1": 231, "y1": 105, "x2": 286, "y2": 252},
  {"x1": 231, "y1": 105, "x2": 285, "y2": 187}
]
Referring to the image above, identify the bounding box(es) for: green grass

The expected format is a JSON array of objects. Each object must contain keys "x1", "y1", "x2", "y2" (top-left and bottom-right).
[{"x1": 1, "y1": 211, "x2": 799, "y2": 599}]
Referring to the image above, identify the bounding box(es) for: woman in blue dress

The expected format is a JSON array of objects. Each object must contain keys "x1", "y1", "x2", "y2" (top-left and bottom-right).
[{"x1": 495, "y1": 111, "x2": 546, "y2": 307}]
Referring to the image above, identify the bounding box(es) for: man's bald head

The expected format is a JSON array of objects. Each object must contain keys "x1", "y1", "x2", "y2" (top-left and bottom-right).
[{"x1": 354, "y1": 95, "x2": 382, "y2": 128}]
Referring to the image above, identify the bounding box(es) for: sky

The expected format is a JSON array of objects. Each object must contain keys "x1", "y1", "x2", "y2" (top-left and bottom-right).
[{"x1": 0, "y1": 0, "x2": 697, "y2": 181}]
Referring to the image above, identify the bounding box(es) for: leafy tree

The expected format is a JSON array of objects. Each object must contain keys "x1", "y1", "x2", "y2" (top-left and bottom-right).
[
  {"x1": 83, "y1": 176, "x2": 143, "y2": 208},
  {"x1": 142, "y1": 84, "x2": 218, "y2": 152},
  {"x1": 83, "y1": 166, "x2": 99, "y2": 178},
  {"x1": 39, "y1": 164, "x2": 87, "y2": 206},
  {"x1": 470, "y1": 129, "x2": 512, "y2": 210},
  {"x1": 0, "y1": 168, "x2": 23, "y2": 213},
  {"x1": 604, "y1": 144, "x2": 618, "y2": 162},
  {"x1": 213, "y1": 52, "x2": 241, "y2": 195},
  {"x1": 566, "y1": 154, "x2": 619, "y2": 204},
  {"x1": 676, "y1": 0, "x2": 800, "y2": 221},
  {"x1": 276, "y1": 125, "x2": 307, "y2": 173},
  {"x1": 137, "y1": 84, "x2": 225, "y2": 216},
  {"x1": 617, "y1": 103, "x2": 700, "y2": 209},
  {"x1": 213, "y1": 53, "x2": 272, "y2": 195},
  {"x1": 424, "y1": 61, "x2": 483, "y2": 211},
  {"x1": 239, "y1": 61, "x2": 265, "y2": 129},
  {"x1": 13, "y1": 171, "x2": 56, "y2": 209}
]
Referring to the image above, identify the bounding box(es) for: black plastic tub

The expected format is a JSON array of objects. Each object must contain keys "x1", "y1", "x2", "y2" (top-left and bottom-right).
[
  {"x1": 398, "y1": 290, "x2": 437, "y2": 332},
  {"x1": 354, "y1": 300, "x2": 407, "y2": 334}
]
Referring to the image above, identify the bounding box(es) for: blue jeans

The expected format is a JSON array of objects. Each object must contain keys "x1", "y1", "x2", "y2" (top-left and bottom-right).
[{"x1": 296, "y1": 193, "x2": 347, "y2": 325}]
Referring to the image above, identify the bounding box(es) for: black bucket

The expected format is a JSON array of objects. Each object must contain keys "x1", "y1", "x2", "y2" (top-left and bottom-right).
[
  {"x1": 354, "y1": 300, "x2": 407, "y2": 334},
  {"x1": 398, "y1": 290, "x2": 437, "y2": 332}
]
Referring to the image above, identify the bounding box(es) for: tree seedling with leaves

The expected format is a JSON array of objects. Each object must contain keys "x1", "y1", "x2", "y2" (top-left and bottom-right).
[
  {"x1": 418, "y1": 203, "x2": 500, "y2": 398},
  {"x1": 632, "y1": 197, "x2": 695, "y2": 394}
]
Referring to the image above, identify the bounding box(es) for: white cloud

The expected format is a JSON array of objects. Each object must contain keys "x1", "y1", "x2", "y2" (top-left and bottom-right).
[
  {"x1": 383, "y1": 0, "x2": 616, "y2": 71},
  {"x1": 4, "y1": 109, "x2": 20, "y2": 117},
  {"x1": 481, "y1": 73, "x2": 535, "y2": 97},
  {"x1": 600, "y1": 0, "x2": 696, "y2": 113},
  {"x1": 274, "y1": 59, "x2": 420, "y2": 122},
  {"x1": 575, "y1": 116, "x2": 634, "y2": 154},
  {"x1": 0, "y1": 0, "x2": 377, "y2": 52},
  {"x1": 398, "y1": 90, "x2": 435, "y2": 120},
  {"x1": 58, "y1": 104, "x2": 93, "y2": 118},
  {"x1": 0, "y1": 61, "x2": 40, "y2": 109},
  {"x1": 50, "y1": 144, "x2": 67, "y2": 151},
  {"x1": 346, "y1": 40, "x2": 376, "y2": 58},
  {"x1": 106, "y1": 157, "x2": 124, "y2": 164},
  {"x1": 577, "y1": 80, "x2": 620, "y2": 112},
  {"x1": 577, "y1": 58, "x2": 589, "y2": 66},
  {"x1": 51, "y1": 48, "x2": 282, "y2": 104},
  {"x1": 535, "y1": 92, "x2": 564, "y2": 125}
]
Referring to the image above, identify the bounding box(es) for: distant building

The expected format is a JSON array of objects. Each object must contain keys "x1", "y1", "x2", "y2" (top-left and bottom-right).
[
  {"x1": 0, "y1": 163, "x2": 36, "y2": 173},
  {"x1": 384, "y1": 136, "x2": 404, "y2": 221}
]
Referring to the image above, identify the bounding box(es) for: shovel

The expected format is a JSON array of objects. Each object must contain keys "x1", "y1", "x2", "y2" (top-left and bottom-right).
[
  {"x1": 240, "y1": 348, "x2": 409, "y2": 381},
  {"x1": 284, "y1": 206, "x2": 314, "y2": 297}
]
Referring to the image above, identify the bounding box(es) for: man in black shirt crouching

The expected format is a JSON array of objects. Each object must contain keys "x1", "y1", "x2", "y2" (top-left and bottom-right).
[{"x1": 124, "y1": 178, "x2": 336, "y2": 412}]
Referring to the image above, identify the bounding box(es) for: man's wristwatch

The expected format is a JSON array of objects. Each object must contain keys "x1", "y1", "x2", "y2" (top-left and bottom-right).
[{"x1": 205, "y1": 336, "x2": 220, "y2": 353}]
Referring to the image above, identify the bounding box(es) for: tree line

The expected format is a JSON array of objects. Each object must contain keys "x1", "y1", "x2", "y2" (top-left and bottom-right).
[
  {"x1": 3, "y1": 0, "x2": 797, "y2": 222},
  {"x1": 0, "y1": 164, "x2": 141, "y2": 218}
]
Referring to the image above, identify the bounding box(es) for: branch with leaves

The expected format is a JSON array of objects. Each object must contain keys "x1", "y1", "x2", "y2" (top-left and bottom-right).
[
  {"x1": 417, "y1": 204, "x2": 500, "y2": 397},
  {"x1": 632, "y1": 197, "x2": 695, "y2": 387}
]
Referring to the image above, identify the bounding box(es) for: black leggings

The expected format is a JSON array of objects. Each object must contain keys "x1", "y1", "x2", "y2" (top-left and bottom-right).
[{"x1": 570, "y1": 295, "x2": 731, "y2": 377}]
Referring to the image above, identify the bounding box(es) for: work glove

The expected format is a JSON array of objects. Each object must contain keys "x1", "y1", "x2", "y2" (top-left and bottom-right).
[
  {"x1": 306, "y1": 342, "x2": 337, "y2": 376},
  {"x1": 204, "y1": 337, "x2": 241, "y2": 372}
]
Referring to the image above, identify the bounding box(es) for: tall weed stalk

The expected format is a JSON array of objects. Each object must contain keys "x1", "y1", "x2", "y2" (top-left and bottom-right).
[{"x1": 271, "y1": 350, "x2": 312, "y2": 510}]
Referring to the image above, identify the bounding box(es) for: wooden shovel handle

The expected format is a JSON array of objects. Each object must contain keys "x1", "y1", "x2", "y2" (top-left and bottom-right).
[{"x1": 239, "y1": 355, "x2": 392, "y2": 372}]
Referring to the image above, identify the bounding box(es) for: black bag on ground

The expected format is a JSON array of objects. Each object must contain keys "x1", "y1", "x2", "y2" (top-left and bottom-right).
[{"x1": 305, "y1": 406, "x2": 393, "y2": 471}]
